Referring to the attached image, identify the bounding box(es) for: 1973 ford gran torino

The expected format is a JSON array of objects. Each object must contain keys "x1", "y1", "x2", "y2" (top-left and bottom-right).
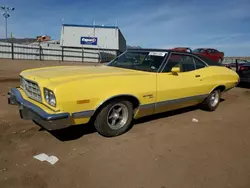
[{"x1": 8, "y1": 48, "x2": 239, "y2": 137}]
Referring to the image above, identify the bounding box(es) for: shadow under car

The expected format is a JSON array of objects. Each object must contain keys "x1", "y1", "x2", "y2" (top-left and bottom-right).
[{"x1": 46, "y1": 98, "x2": 225, "y2": 141}]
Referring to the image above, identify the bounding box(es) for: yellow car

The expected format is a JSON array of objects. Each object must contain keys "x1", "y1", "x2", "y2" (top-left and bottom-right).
[{"x1": 8, "y1": 49, "x2": 239, "y2": 137}]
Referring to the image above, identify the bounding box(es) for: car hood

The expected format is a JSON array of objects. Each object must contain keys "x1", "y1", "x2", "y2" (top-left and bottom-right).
[{"x1": 20, "y1": 65, "x2": 148, "y2": 84}]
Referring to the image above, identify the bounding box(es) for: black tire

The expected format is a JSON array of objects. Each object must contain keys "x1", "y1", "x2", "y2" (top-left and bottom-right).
[
  {"x1": 94, "y1": 99, "x2": 133, "y2": 137},
  {"x1": 200, "y1": 89, "x2": 221, "y2": 111}
]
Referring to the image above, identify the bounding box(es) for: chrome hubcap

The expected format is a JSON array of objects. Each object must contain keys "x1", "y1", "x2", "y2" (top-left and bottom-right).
[
  {"x1": 107, "y1": 103, "x2": 129, "y2": 130},
  {"x1": 210, "y1": 91, "x2": 219, "y2": 107}
]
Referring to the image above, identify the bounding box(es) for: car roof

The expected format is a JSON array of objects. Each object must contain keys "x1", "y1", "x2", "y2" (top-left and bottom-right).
[
  {"x1": 194, "y1": 48, "x2": 217, "y2": 51},
  {"x1": 127, "y1": 48, "x2": 222, "y2": 66},
  {"x1": 127, "y1": 48, "x2": 171, "y2": 52},
  {"x1": 172, "y1": 47, "x2": 190, "y2": 49},
  {"x1": 127, "y1": 48, "x2": 190, "y2": 54}
]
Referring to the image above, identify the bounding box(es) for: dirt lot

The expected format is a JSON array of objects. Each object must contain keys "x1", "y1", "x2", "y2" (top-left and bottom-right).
[{"x1": 0, "y1": 59, "x2": 250, "y2": 188}]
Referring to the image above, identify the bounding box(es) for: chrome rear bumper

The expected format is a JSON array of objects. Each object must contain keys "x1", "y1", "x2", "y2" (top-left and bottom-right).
[
  {"x1": 8, "y1": 88, "x2": 72, "y2": 131},
  {"x1": 239, "y1": 77, "x2": 250, "y2": 83}
]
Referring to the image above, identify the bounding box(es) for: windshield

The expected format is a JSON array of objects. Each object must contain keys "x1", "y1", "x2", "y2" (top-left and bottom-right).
[{"x1": 107, "y1": 51, "x2": 167, "y2": 72}]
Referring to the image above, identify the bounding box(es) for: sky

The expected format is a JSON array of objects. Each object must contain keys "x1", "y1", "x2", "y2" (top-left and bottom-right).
[{"x1": 0, "y1": 0, "x2": 250, "y2": 56}]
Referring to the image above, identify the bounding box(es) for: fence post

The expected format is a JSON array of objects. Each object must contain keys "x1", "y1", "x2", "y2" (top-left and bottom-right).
[
  {"x1": 11, "y1": 42, "x2": 14, "y2": 60},
  {"x1": 61, "y1": 46, "x2": 64, "y2": 62},
  {"x1": 98, "y1": 52, "x2": 101, "y2": 63},
  {"x1": 82, "y1": 47, "x2": 84, "y2": 62},
  {"x1": 39, "y1": 45, "x2": 42, "y2": 61}
]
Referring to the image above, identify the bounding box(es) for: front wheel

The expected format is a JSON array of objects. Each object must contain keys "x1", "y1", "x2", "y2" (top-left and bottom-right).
[
  {"x1": 200, "y1": 89, "x2": 221, "y2": 111},
  {"x1": 93, "y1": 100, "x2": 133, "y2": 137}
]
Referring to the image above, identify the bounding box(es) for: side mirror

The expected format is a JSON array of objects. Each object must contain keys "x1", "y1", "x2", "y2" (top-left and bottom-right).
[{"x1": 171, "y1": 67, "x2": 180, "y2": 75}]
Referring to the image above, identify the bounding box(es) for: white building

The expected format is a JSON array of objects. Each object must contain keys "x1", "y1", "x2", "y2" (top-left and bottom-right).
[{"x1": 60, "y1": 24, "x2": 127, "y2": 61}]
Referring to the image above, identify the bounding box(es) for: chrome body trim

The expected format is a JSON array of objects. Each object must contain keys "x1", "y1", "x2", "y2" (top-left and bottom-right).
[
  {"x1": 8, "y1": 88, "x2": 72, "y2": 130},
  {"x1": 156, "y1": 51, "x2": 171, "y2": 73},
  {"x1": 20, "y1": 76, "x2": 42, "y2": 103},
  {"x1": 138, "y1": 103, "x2": 155, "y2": 110},
  {"x1": 155, "y1": 94, "x2": 208, "y2": 107},
  {"x1": 137, "y1": 94, "x2": 209, "y2": 116},
  {"x1": 72, "y1": 110, "x2": 95, "y2": 118}
]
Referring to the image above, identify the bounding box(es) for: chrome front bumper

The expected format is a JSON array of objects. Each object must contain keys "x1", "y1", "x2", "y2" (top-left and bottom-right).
[{"x1": 8, "y1": 88, "x2": 72, "y2": 131}]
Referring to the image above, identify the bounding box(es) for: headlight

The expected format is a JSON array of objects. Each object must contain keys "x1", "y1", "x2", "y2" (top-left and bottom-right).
[{"x1": 44, "y1": 88, "x2": 56, "y2": 107}]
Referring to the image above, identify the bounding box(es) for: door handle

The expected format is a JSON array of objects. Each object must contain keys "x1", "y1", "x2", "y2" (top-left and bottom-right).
[{"x1": 195, "y1": 75, "x2": 201, "y2": 78}]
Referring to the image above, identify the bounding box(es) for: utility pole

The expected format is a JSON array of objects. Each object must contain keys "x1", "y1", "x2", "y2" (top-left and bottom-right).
[{"x1": 0, "y1": 6, "x2": 15, "y2": 40}]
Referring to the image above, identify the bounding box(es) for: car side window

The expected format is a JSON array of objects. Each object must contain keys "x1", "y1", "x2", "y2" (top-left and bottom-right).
[
  {"x1": 194, "y1": 57, "x2": 207, "y2": 70},
  {"x1": 207, "y1": 49, "x2": 213, "y2": 53},
  {"x1": 162, "y1": 54, "x2": 195, "y2": 73},
  {"x1": 143, "y1": 55, "x2": 166, "y2": 71},
  {"x1": 209, "y1": 49, "x2": 218, "y2": 53}
]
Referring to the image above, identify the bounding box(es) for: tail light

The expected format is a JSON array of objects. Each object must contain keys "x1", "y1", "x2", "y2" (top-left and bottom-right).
[{"x1": 239, "y1": 66, "x2": 249, "y2": 71}]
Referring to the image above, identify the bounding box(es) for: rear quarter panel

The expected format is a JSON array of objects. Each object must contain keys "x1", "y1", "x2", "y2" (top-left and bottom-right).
[{"x1": 197, "y1": 66, "x2": 239, "y2": 93}]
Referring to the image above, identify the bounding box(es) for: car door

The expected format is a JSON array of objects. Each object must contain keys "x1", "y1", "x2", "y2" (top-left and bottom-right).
[
  {"x1": 155, "y1": 53, "x2": 207, "y2": 114},
  {"x1": 207, "y1": 49, "x2": 219, "y2": 62},
  {"x1": 192, "y1": 55, "x2": 215, "y2": 94},
  {"x1": 211, "y1": 49, "x2": 219, "y2": 60}
]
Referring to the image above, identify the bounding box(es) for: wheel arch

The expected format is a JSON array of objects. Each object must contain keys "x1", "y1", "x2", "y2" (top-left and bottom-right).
[
  {"x1": 209, "y1": 85, "x2": 226, "y2": 94},
  {"x1": 91, "y1": 94, "x2": 141, "y2": 120}
]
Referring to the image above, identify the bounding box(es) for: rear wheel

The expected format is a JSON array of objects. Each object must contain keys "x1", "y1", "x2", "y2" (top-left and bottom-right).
[
  {"x1": 93, "y1": 100, "x2": 133, "y2": 137},
  {"x1": 200, "y1": 89, "x2": 221, "y2": 111}
]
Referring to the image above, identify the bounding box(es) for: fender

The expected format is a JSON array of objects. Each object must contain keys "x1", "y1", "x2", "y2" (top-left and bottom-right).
[{"x1": 94, "y1": 94, "x2": 141, "y2": 113}]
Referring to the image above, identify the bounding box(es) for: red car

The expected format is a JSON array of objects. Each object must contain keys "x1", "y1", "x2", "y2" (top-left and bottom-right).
[
  {"x1": 193, "y1": 48, "x2": 224, "y2": 64},
  {"x1": 171, "y1": 47, "x2": 224, "y2": 64},
  {"x1": 171, "y1": 47, "x2": 192, "y2": 53}
]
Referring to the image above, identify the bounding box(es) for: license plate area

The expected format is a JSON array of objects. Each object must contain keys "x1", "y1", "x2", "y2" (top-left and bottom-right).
[{"x1": 19, "y1": 105, "x2": 32, "y2": 120}]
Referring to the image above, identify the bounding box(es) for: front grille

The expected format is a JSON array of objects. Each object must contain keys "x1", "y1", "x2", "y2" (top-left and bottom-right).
[{"x1": 20, "y1": 77, "x2": 42, "y2": 102}]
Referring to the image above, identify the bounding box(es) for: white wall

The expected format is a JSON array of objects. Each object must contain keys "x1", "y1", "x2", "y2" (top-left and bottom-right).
[
  {"x1": 0, "y1": 42, "x2": 12, "y2": 59},
  {"x1": 60, "y1": 25, "x2": 126, "y2": 51},
  {"x1": 119, "y1": 30, "x2": 126, "y2": 52},
  {"x1": 223, "y1": 57, "x2": 250, "y2": 64}
]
